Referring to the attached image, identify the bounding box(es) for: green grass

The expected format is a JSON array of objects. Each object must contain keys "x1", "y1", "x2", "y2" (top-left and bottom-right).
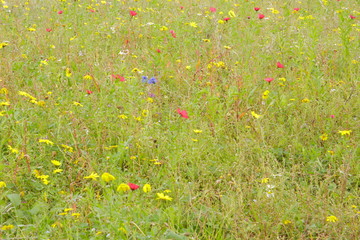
[{"x1": 0, "y1": 0, "x2": 359, "y2": 239}]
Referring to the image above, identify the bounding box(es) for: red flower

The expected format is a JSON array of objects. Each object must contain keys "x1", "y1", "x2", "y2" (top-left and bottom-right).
[
  {"x1": 86, "y1": 90, "x2": 93, "y2": 95},
  {"x1": 128, "y1": 183, "x2": 140, "y2": 190},
  {"x1": 58, "y1": 10, "x2": 63, "y2": 14},
  {"x1": 129, "y1": 11, "x2": 137, "y2": 17},
  {"x1": 111, "y1": 74, "x2": 126, "y2": 82},
  {"x1": 177, "y1": 109, "x2": 189, "y2": 119},
  {"x1": 210, "y1": 7, "x2": 217, "y2": 12},
  {"x1": 46, "y1": 28, "x2": 52, "y2": 32},
  {"x1": 349, "y1": 15, "x2": 356, "y2": 19},
  {"x1": 258, "y1": 14, "x2": 265, "y2": 19},
  {"x1": 276, "y1": 62, "x2": 285, "y2": 68},
  {"x1": 180, "y1": 6, "x2": 184, "y2": 10},
  {"x1": 156, "y1": 49, "x2": 161, "y2": 53},
  {"x1": 293, "y1": 8, "x2": 300, "y2": 11},
  {"x1": 170, "y1": 30, "x2": 176, "y2": 38},
  {"x1": 89, "y1": 9, "x2": 96, "y2": 13},
  {"x1": 254, "y1": 7, "x2": 261, "y2": 11},
  {"x1": 265, "y1": 78, "x2": 274, "y2": 83},
  {"x1": 223, "y1": 17, "x2": 231, "y2": 21}
]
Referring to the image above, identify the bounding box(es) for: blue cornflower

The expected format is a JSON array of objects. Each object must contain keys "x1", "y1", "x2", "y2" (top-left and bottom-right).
[
  {"x1": 141, "y1": 76, "x2": 148, "y2": 83},
  {"x1": 148, "y1": 77, "x2": 157, "y2": 84}
]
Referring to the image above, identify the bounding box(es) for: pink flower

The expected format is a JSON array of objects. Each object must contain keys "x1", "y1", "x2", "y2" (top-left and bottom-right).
[
  {"x1": 349, "y1": 15, "x2": 356, "y2": 19},
  {"x1": 330, "y1": 115, "x2": 335, "y2": 118},
  {"x1": 265, "y1": 78, "x2": 274, "y2": 83},
  {"x1": 177, "y1": 109, "x2": 189, "y2": 119},
  {"x1": 170, "y1": 30, "x2": 176, "y2": 38},
  {"x1": 293, "y1": 8, "x2": 300, "y2": 11},
  {"x1": 128, "y1": 183, "x2": 140, "y2": 190},
  {"x1": 58, "y1": 10, "x2": 63, "y2": 14},
  {"x1": 276, "y1": 62, "x2": 285, "y2": 68},
  {"x1": 258, "y1": 14, "x2": 265, "y2": 19},
  {"x1": 156, "y1": 49, "x2": 161, "y2": 53},
  {"x1": 129, "y1": 11, "x2": 137, "y2": 17},
  {"x1": 210, "y1": 7, "x2": 217, "y2": 12},
  {"x1": 46, "y1": 28, "x2": 52, "y2": 32},
  {"x1": 86, "y1": 90, "x2": 93, "y2": 95},
  {"x1": 223, "y1": 17, "x2": 231, "y2": 21},
  {"x1": 254, "y1": 7, "x2": 261, "y2": 11},
  {"x1": 111, "y1": 74, "x2": 126, "y2": 82}
]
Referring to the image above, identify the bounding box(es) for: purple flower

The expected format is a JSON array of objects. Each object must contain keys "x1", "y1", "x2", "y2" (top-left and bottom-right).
[
  {"x1": 141, "y1": 76, "x2": 148, "y2": 83},
  {"x1": 148, "y1": 77, "x2": 157, "y2": 84}
]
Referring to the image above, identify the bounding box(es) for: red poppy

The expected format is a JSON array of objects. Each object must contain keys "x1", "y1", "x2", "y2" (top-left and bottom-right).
[
  {"x1": 349, "y1": 15, "x2": 356, "y2": 19},
  {"x1": 180, "y1": 6, "x2": 184, "y2": 10},
  {"x1": 129, "y1": 11, "x2": 137, "y2": 17},
  {"x1": 223, "y1": 17, "x2": 231, "y2": 21},
  {"x1": 258, "y1": 14, "x2": 265, "y2": 19},
  {"x1": 170, "y1": 30, "x2": 176, "y2": 38},
  {"x1": 254, "y1": 7, "x2": 260, "y2": 11},
  {"x1": 46, "y1": 28, "x2": 52, "y2": 32},
  {"x1": 265, "y1": 78, "x2": 274, "y2": 83},
  {"x1": 58, "y1": 10, "x2": 63, "y2": 14},
  {"x1": 276, "y1": 62, "x2": 284, "y2": 68},
  {"x1": 86, "y1": 90, "x2": 93, "y2": 95},
  {"x1": 293, "y1": 8, "x2": 300, "y2": 11},
  {"x1": 111, "y1": 74, "x2": 126, "y2": 82},
  {"x1": 89, "y1": 9, "x2": 96, "y2": 13},
  {"x1": 177, "y1": 109, "x2": 189, "y2": 119},
  {"x1": 128, "y1": 183, "x2": 140, "y2": 190},
  {"x1": 156, "y1": 49, "x2": 161, "y2": 53},
  {"x1": 210, "y1": 7, "x2": 217, "y2": 12}
]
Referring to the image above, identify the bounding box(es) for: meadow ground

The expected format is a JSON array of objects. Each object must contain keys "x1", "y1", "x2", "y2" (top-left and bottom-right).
[{"x1": 0, "y1": 0, "x2": 359, "y2": 239}]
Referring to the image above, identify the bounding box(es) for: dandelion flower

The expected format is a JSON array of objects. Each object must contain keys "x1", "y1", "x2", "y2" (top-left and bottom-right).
[
  {"x1": 84, "y1": 172, "x2": 100, "y2": 180},
  {"x1": 117, "y1": 183, "x2": 131, "y2": 192},
  {"x1": 156, "y1": 192, "x2": 173, "y2": 201},
  {"x1": 326, "y1": 215, "x2": 338, "y2": 222},
  {"x1": 338, "y1": 130, "x2": 352, "y2": 136}
]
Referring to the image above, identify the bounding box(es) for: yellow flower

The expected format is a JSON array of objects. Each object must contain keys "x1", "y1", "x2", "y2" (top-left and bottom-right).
[
  {"x1": 117, "y1": 183, "x2": 131, "y2": 192},
  {"x1": 83, "y1": 74, "x2": 93, "y2": 80},
  {"x1": 53, "y1": 169, "x2": 63, "y2": 174},
  {"x1": 159, "y1": 26, "x2": 168, "y2": 31},
  {"x1": 228, "y1": 10, "x2": 236, "y2": 18},
  {"x1": 202, "y1": 39, "x2": 210, "y2": 42},
  {"x1": 131, "y1": 68, "x2": 141, "y2": 73},
  {"x1": 0, "y1": 42, "x2": 9, "y2": 48},
  {"x1": 261, "y1": 178, "x2": 270, "y2": 183},
  {"x1": 0, "y1": 101, "x2": 10, "y2": 106},
  {"x1": 1, "y1": 224, "x2": 14, "y2": 231},
  {"x1": 251, "y1": 111, "x2": 262, "y2": 119},
  {"x1": 326, "y1": 215, "x2": 338, "y2": 222},
  {"x1": 118, "y1": 114, "x2": 128, "y2": 119},
  {"x1": 224, "y1": 46, "x2": 232, "y2": 50},
  {"x1": 73, "y1": 101, "x2": 83, "y2": 107},
  {"x1": 84, "y1": 172, "x2": 100, "y2": 180},
  {"x1": 143, "y1": 184, "x2": 152, "y2": 193},
  {"x1": 71, "y1": 213, "x2": 80, "y2": 217},
  {"x1": 188, "y1": 22, "x2": 198, "y2": 28},
  {"x1": 283, "y1": 220, "x2": 292, "y2": 225},
  {"x1": 0, "y1": 181, "x2": 6, "y2": 188},
  {"x1": 7, "y1": 145, "x2": 19, "y2": 154},
  {"x1": 51, "y1": 160, "x2": 61, "y2": 166},
  {"x1": 338, "y1": 130, "x2": 352, "y2": 136},
  {"x1": 301, "y1": 98, "x2": 310, "y2": 103},
  {"x1": 262, "y1": 90, "x2": 270, "y2": 99},
  {"x1": 193, "y1": 129, "x2": 202, "y2": 134},
  {"x1": 101, "y1": 172, "x2": 116, "y2": 182},
  {"x1": 61, "y1": 144, "x2": 74, "y2": 152},
  {"x1": 156, "y1": 192, "x2": 173, "y2": 201},
  {"x1": 39, "y1": 139, "x2": 54, "y2": 145},
  {"x1": 320, "y1": 133, "x2": 328, "y2": 141},
  {"x1": 65, "y1": 68, "x2": 72, "y2": 77}
]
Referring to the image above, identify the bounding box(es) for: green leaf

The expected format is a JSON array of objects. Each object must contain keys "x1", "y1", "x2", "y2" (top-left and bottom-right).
[{"x1": 7, "y1": 193, "x2": 21, "y2": 207}]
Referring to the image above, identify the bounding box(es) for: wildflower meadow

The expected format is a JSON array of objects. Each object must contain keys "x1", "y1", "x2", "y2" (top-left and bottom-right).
[{"x1": 0, "y1": 0, "x2": 359, "y2": 239}]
